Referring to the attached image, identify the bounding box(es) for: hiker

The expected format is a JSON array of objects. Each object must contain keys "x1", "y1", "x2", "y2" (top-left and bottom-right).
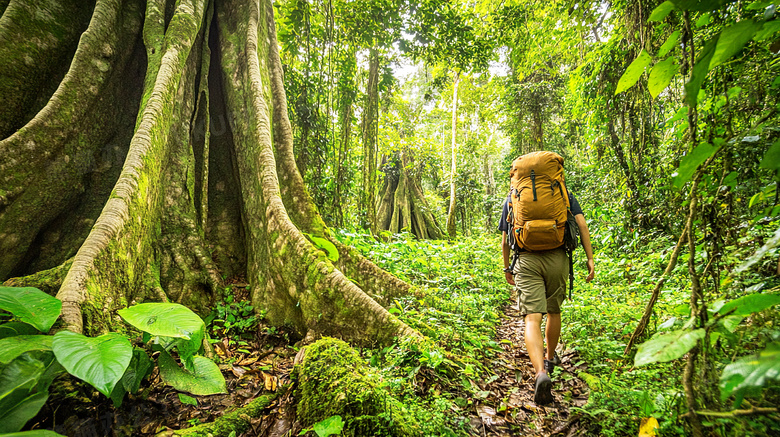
[{"x1": 499, "y1": 151, "x2": 595, "y2": 405}]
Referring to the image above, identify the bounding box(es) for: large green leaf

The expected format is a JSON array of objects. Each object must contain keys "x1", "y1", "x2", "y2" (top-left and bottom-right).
[
  {"x1": 709, "y1": 20, "x2": 762, "y2": 70},
  {"x1": 0, "y1": 335, "x2": 53, "y2": 365},
  {"x1": 686, "y1": 20, "x2": 762, "y2": 106},
  {"x1": 0, "y1": 392, "x2": 48, "y2": 433},
  {"x1": 52, "y1": 331, "x2": 132, "y2": 397},
  {"x1": 0, "y1": 353, "x2": 60, "y2": 433},
  {"x1": 649, "y1": 1, "x2": 676, "y2": 21},
  {"x1": 670, "y1": 0, "x2": 731, "y2": 11},
  {"x1": 753, "y1": 20, "x2": 780, "y2": 41},
  {"x1": 121, "y1": 347, "x2": 153, "y2": 394},
  {"x1": 672, "y1": 142, "x2": 720, "y2": 189},
  {"x1": 118, "y1": 303, "x2": 205, "y2": 358},
  {"x1": 658, "y1": 30, "x2": 681, "y2": 57},
  {"x1": 0, "y1": 322, "x2": 40, "y2": 339},
  {"x1": 0, "y1": 356, "x2": 44, "y2": 408},
  {"x1": 635, "y1": 329, "x2": 705, "y2": 366},
  {"x1": 1, "y1": 431, "x2": 66, "y2": 437},
  {"x1": 615, "y1": 50, "x2": 652, "y2": 95},
  {"x1": 158, "y1": 350, "x2": 226, "y2": 396},
  {"x1": 720, "y1": 343, "x2": 780, "y2": 406},
  {"x1": 0, "y1": 287, "x2": 61, "y2": 332},
  {"x1": 718, "y1": 293, "x2": 780, "y2": 317},
  {"x1": 759, "y1": 139, "x2": 780, "y2": 171},
  {"x1": 648, "y1": 56, "x2": 680, "y2": 98},
  {"x1": 314, "y1": 415, "x2": 345, "y2": 437},
  {"x1": 305, "y1": 233, "x2": 340, "y2": 262},
  {"x1": 685, "y1": 37, "x2": 717, "y2": 106}
]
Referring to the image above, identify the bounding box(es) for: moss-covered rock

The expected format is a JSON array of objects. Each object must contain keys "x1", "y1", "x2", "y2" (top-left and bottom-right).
[{"x1": 295, "y1": 337, "x2": 427, "y2": 436}]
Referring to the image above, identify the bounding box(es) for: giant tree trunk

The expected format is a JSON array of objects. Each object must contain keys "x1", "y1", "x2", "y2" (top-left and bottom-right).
[
  {"x1": 0, "y1": 0, "x2": 418, "y2": 345},
  {"x1": 376, "y1": 154, "x2": 444, "y2": 240}
]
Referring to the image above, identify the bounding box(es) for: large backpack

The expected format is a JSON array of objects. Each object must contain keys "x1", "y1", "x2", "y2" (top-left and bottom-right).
[{"x1": 507, "y1": 151, "x2": 570, "y2": 252}]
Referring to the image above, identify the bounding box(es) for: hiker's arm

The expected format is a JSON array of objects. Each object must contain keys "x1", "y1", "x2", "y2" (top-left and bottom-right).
[
  {"x1": 501, "y1": 231, "x2": 515, "y2": 285},
  {"x1": 575, "y1": 214, "x2": 595, "y2": 282}
]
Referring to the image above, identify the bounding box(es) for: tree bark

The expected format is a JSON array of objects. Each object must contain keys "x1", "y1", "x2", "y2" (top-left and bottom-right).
[
  {"x1": 446, "y1": 72, "x2": 459, "y2": 239},
  {"x1": 361, "y1": 48, "x2": 379, "y2": 234},
  {"x1": 0, "y1": 0, "x2": 419, "y2": 346}
]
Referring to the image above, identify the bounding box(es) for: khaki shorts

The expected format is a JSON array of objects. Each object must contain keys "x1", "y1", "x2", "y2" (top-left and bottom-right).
[{"x1": 512, "y1": 248, "x2": 568, "y2": 315}]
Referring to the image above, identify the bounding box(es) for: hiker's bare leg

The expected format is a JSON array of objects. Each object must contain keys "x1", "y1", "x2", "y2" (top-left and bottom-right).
[
  {"x1": 545, "y1": 312, "x2": 561, "y2": 360},
  {"x1": 525, "y1": 313, "x2": 546, "y2": 375}
]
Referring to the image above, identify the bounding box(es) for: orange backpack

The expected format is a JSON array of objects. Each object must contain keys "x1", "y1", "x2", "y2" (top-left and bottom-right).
[{"x1": 507, "y1": 151, "x2": 570, "y2": 251}]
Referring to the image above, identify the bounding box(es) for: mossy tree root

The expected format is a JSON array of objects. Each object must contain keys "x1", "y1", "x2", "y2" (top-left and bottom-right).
[
  {"x1": 0, "y1": 0, "x2": 95, "y2": 139},
  {"x1": 163, "y1": 393, "x2": 277, "y2": 437},
  {"x1": 0, "y1": 0, "x2": 144, "y2": 280},
  {"x1": 265, "y1": 13, "x2": 415, "y2": 308},
  {"x1": 57, "y1": 0, "x2": 210, "y2": 334},
  {"x1": 217, "y1": 0, "x2": 419, "y2": 345},
  {"x1": 1, "y1": 258, "x2": 74, "y2": 295},
  {"x1": 295, "y1": 338, "x2": 447, "y2": 436}
]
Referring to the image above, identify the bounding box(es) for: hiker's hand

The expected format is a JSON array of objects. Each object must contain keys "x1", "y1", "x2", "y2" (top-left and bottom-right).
[
  {"x1": 585, "y1": 259, "x2": 595, "y2": 282},
  {"x1": 505, "y1": 271, "x2": 515, "y2": 286}
]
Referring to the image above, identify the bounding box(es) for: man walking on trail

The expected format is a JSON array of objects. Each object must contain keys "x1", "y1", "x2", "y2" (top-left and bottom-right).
[{"x1": 499, "y1": 153, "x2": 595, "y2": 405}]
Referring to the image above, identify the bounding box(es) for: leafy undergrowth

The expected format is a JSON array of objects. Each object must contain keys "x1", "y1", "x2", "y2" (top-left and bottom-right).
[
  {"x1": 26, "y1": 280, "x2": 299, "y2": 436},
  {"x1": 334, "y1": 230, "x2": 591, "y2": 436},
  {"x1": 21, "y1": 220, "x2": 780, "y2": 436},
  {"x1": 561, "y1": 211, "x2": 780, "y2": 437}
]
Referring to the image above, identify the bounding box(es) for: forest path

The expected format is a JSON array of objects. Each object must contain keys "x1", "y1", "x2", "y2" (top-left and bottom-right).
[{"x1": 468, "y1": 298, "x2": 590, "y2": 436}]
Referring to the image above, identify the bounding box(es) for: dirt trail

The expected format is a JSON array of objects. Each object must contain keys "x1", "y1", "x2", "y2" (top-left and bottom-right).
[{"x1": 468, "y1": 302, "x2": 591, "y2": 436}]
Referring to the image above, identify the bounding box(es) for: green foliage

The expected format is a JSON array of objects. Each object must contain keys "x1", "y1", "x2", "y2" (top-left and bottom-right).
[
  {"x1": 304, "y1": 233, "x2": 340, "y2": 262},
  {"x1": 0, "y1": 286, "x2": 61, "y2": 332},
  {"x1": 615, "y1": 49, "x2": 651, "y2": 95},
  {"x1": 158, "y1": 350, "x2": 226, "y2": 396},
  {"x1": 634, "y1": 329, "x2": 705, "y2": 366},
  {"x1": 720, "y1": 343, "x2": 780, "y2": 406},
  {"x1": 0, "y1": 336, "x2": 53, "y2": 365},
  {"x1": 118, "y1": 302, "x2": 205, "y2": 364},
  {"x1": 51, "y1": 331, "x2": 132, "y2": 397},
  {"x1": 206, "y1": 288, "x2": 259, "y2": 340},
  {"x1": 298, "y1": 415, "x2": 344, "y2": 437},
  {"x1": 672, "y1": 141, "x2": 721, "y2": 189}
]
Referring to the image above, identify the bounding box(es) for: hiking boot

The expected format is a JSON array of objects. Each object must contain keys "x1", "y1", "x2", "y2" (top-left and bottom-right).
[
  {"x1": 544, "y1": 352, "x2": 561, "y2": 374},
  {"x1": 534, "y1": 373, "x2": 553, "y2": 405}
]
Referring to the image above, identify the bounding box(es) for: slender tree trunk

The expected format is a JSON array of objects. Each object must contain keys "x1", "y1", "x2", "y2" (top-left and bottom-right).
[
  {"x1": 333, "y1": 63, "x2": 355, "y2": 228},
  {"x1": 446, "y1": 72, "x2": 459, "y2": 239},
  {"x1": 361, "y1": 48, "x2": 379, "y2": 234},
  {"x1": 1, "y1": 0, "x2": 419, "y2": 346}
]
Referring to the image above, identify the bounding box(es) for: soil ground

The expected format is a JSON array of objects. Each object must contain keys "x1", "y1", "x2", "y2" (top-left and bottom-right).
[{"x1": 467, "y1": 300, "x2": 590, "y2": 436}]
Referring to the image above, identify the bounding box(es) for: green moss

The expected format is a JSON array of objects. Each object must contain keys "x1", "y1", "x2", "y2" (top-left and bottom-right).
[
  {"x1": 1, "y1": 258, "x2": 73, "y2": 295},
  {"x1": 172, "y1": 393, "x2": 277, "y2": 436},
  {"x1": 294, "y1": 338, "x2": 421, "y2": 436}
]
